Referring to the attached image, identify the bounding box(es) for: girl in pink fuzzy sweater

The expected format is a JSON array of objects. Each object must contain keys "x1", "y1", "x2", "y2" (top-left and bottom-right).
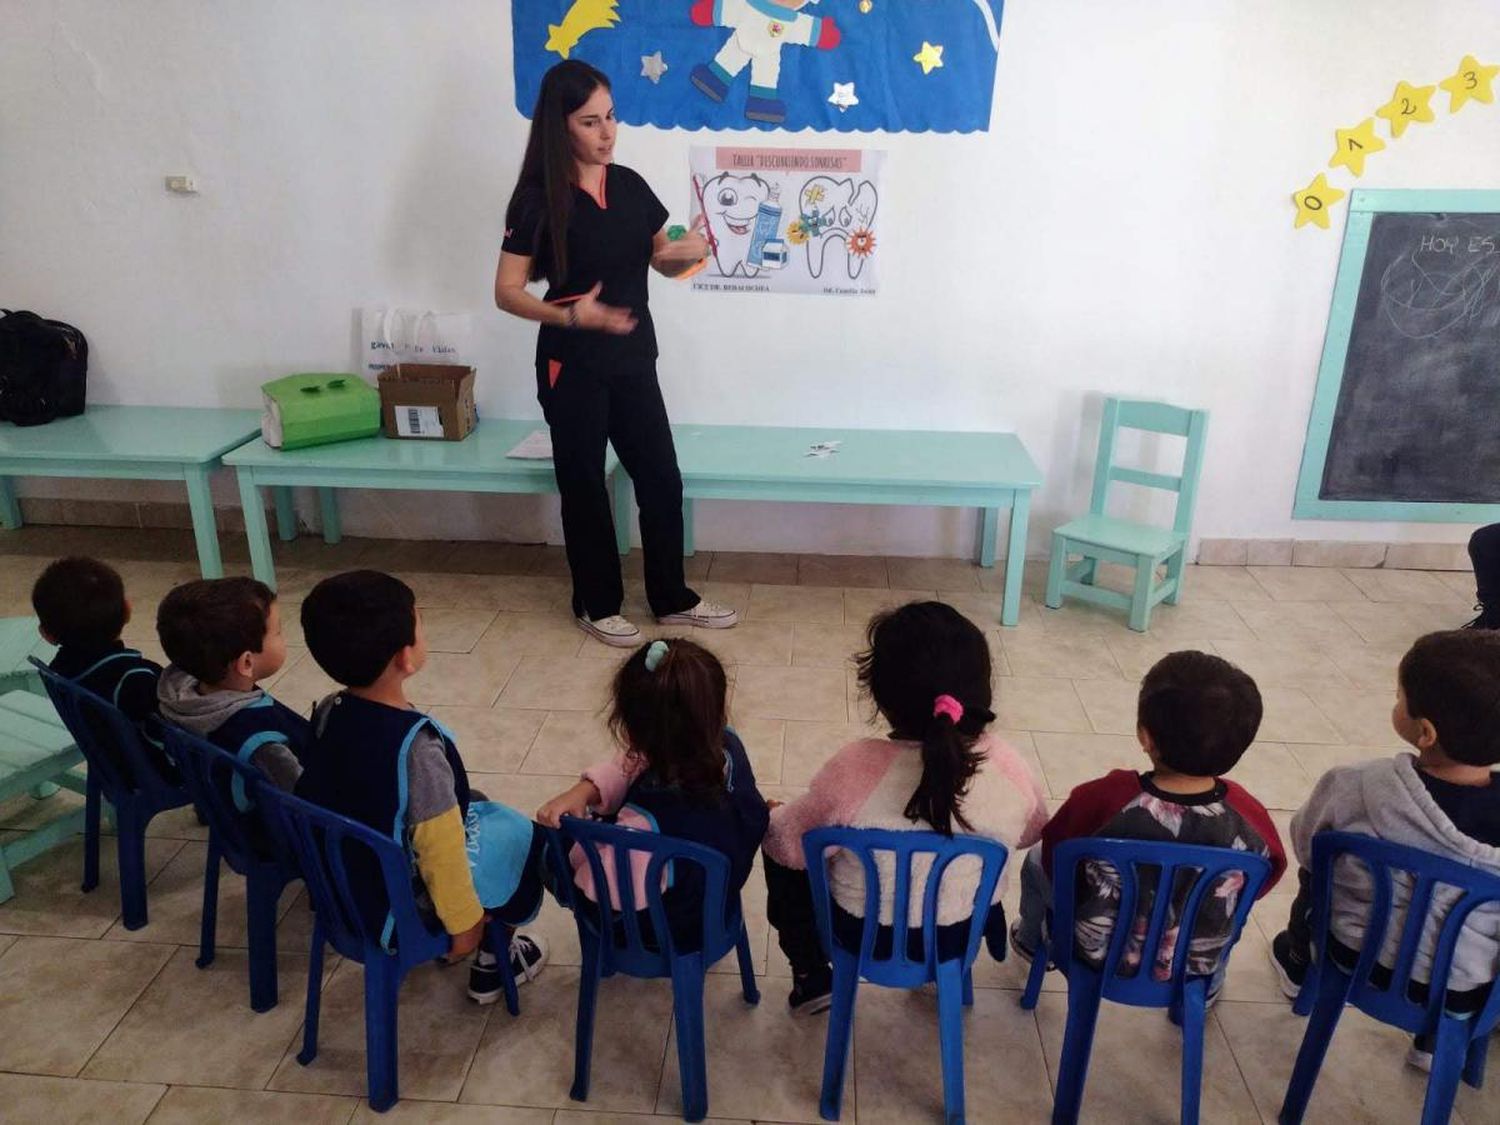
[{"x1": 763, "y1": 601, "x2": 1049, "y2": 1013}]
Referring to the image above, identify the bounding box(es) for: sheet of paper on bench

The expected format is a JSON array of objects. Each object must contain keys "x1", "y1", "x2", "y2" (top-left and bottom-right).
[{"x1": 505, "y1": 430, "x2": 553, "y2": 460}]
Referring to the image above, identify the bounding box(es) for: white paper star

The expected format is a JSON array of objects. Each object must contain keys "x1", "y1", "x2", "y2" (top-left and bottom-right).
[
  {"x1": 641, "y1": 51, "x2": 668, "y2": 84},
  {"x1": 828, "y1": 81, "x2": 859, "y2": 112}
]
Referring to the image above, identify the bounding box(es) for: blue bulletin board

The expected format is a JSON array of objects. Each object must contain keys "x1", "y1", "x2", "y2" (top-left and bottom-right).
[{"x1": 1294, "y1": 189, "x2": 1500, "y2": 522}]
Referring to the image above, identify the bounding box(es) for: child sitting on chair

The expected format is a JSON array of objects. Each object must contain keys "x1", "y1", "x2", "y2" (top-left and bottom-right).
[
  {"x1": 1270, "y1": 630, "x2": 1500, "y2": 1070},
  {"x1": 536, "y1": 638, "x2": 769, "y2": 950},
  {"x1": 762, "y1": 601, "x2": 1049, "y2": 1015},
  {"x1": 155, "y1": 577, "x2": 309, "y2": 794},
  {"x1": 32, "y1": 556, "x2": 172, "y2": 776},
  {"x1": 1012, "y1": 651, "x2": 1285, "y2": 995},
  {"x1": 294, "y1": 570, "x2": 547, "y2": 1003}
]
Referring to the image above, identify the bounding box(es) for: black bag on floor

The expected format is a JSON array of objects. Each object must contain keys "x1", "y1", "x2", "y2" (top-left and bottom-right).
[{"x1": 0, "y1": 310, "x2": 88, "y2": 425}]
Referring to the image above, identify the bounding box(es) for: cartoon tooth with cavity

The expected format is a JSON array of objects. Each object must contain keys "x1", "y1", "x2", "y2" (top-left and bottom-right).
[
  {"x1": 797, "y1": 176, "x2": 879, "y2": 280},
  {"x1": 690, "y1": 0, "x2": 843, "y2": 125},
  {"x1": 700, "y1": 172, "x2": 773, "y2": 277}
]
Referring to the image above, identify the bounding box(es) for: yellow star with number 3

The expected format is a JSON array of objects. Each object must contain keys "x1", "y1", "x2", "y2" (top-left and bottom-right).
[
  {"x1": 1293, "y1": 173, "x2": 1345, "y2": 231},
  {"x1": 913, "y1": 42, "x2": 944, "y2": 75},
  {"x1": 1375, "y1": 80, "x2": 1437, "y2": 138},
  {"x1": 1328, "y1": 118, "x2": 1385, "y2": 177},
  {"x1": 1440, "y1": 54, "x2": 1500, "y2": 113}
]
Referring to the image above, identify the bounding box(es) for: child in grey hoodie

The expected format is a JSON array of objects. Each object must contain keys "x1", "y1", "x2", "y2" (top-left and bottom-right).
[
  {"x1": 1271, "y1": 629, "x2": 1500, "y2": 1068},
  {"x1": 156, "y1": 577, "x2": 310, "y2": 791}
]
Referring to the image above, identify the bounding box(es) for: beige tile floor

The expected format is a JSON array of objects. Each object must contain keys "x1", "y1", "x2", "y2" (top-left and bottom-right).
[{"x1": 0, "y1": 526, "x2": 1492, "y2": 1124}]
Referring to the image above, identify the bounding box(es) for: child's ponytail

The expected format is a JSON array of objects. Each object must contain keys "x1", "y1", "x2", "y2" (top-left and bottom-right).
[
  {"x1": 905, "y1": 694, "x2": 990, "y2": 835},
  {"x1": 855, "y1": 601, "x2": 996, "y2": 837}
]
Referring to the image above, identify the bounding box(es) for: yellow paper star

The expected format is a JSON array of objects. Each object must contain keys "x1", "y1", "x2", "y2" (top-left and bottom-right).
[
  {"x1": 1329, "y1": 119, "x2": 1385, "y2": 177},
  {"x1": 1293, "y1": 173, "x2": 1346, "y2": 230},
  {"x1": 1439, "y1": 54, "x2": 1500, "y2": 113},
  {"x1": 913, "y1": 42, "x2": 944, "y2": 75},
  {"x1": 1375, "y1": 80, "x2": 1437, "y2": 137}
]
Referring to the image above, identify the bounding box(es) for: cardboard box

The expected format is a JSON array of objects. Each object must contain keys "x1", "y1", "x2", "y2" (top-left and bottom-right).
[
  {"x1": 261, "y1": 373, "x2": 381, "y2": 450},
  {"x1": 378, "y1": 364, "x2": 477, "y2": 441}
]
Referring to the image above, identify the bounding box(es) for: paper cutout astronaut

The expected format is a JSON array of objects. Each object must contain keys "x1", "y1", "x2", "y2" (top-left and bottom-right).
[{"x1": 689, "y1": 0, "x2": 843, "y2": 125}]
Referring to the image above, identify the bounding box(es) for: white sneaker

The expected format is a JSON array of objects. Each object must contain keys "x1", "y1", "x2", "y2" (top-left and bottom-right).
[
  {"x1": 577, "y1": 614, "x2": 642, "y2": 647},
  {"x1": 1405, "y1": 1044, "x2": 1434, "y2": 1073},
  {"x1": 657, "y1": 599, "x2": 739, "y2": 629}
]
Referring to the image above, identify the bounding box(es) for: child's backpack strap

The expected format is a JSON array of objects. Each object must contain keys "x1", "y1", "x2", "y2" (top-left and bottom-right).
[
  {"x1": 379, "y1": 711, "x2": 448, "y2": 953},
  {"x1": 229, "y1": 697, "x2": 293, "y2": 812}
]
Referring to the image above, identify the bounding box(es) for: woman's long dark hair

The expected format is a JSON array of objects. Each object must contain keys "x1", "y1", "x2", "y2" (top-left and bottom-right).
[
  {"x1": 507, "y1": 60, "x2": 611, "y2": 286},
  {"x1": 609, "y1": 639, "x2": 730, "y2": 802},
  {"x1": 854, "y1": 601, "x2": 995, "y2": 835}
]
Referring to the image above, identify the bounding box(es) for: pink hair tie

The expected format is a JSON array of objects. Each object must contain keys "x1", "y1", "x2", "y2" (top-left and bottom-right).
[{"x1": 932, "y1": 694, "x2": 964, "y2": 724}]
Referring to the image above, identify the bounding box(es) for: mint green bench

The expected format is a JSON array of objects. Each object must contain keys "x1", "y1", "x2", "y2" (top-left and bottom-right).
[
  {"x1": 0, "y1": 688, "x2": 85, "y2": 903},
  {"x1": 225, "y1": 419, "x2": 627, "y2": 589},
  {"x1": 616, "y1": 425, "x2": 1042, "y2": 627},
  {"x1": 0, "y1": 405, "x2": 264, "y2": 579}
]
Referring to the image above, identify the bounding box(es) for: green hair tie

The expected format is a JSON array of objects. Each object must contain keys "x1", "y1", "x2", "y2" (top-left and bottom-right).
[{"x1": 645, "y1": 640, "x2": 669, "y2": 672}]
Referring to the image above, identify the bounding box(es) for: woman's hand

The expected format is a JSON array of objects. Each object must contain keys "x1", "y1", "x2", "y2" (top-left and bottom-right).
[
  {"x1": 536, "y1": 780, "x2": 601, "y2": 828},
  {"x1": 572, "y1": 282, "x2": 638, "y2": 335},
  {"x1": 652, "y1": 215, "x2": 711, "y2": 275}
]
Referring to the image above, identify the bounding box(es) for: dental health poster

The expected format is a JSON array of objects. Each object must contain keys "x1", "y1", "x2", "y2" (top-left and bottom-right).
[{"x1": 688, "y1": 146, "x2": 884, "y2": 296}]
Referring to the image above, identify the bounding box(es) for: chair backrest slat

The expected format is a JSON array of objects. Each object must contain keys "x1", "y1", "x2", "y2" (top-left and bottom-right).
[
  {"x1": 802, "y1": 827, "x2": 1009, "y2": 986},
  {"x1": 1051, "y1": 838, "x2": 1271, "y2": 1005},
  {"x1": 544, "y1": 817, "x2": 738, "y2": 973},
  {"x1": 1307, "y1": 832, "x2": 1500, "y2": 1038},
  {"x1": 32, "y1": 658, "x2": 177, "y2": 802},
  {"x1": 255, "y1": 781, "x2": 447, "y2": 966},
  {"x1": 1086, "y1": 398, "x2": 1210, "y2": 536},
  {"x1": 160, "y1": 725, "x2": 278, "y2": 873}
]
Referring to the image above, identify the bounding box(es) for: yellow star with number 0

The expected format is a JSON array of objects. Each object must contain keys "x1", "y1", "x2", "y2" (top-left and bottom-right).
[
  {"x1": 1376, "y1": 80, "x2": 1437, "y2": 137},
  {"x1": 1329, "y1": 118, "x2": 1385, "y2": 177},
  {"x1": 1293, "y1": 173, "x2": 1345, "y2": 231},
  {"x1": 913, "y1": 42, "x2": 944, "y2": 75},
  {"x1": 1440, "y1": 54, "x2": 1500, "y2": 113}
]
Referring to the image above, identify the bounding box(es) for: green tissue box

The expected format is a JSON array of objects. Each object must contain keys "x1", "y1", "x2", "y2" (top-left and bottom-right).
[{"x1": 261, "y1": 373, "x2": 381, "y2": 450}]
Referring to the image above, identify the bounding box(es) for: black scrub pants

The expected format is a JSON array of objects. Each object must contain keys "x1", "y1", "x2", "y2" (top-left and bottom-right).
[{"x1": 540, "y1": 359, "x2": 698, "y2": 621}]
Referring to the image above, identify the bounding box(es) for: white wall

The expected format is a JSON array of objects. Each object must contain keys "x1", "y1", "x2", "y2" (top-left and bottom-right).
[{"x1": 3, "y1": 1, "x2": 1497, "y2": 554}]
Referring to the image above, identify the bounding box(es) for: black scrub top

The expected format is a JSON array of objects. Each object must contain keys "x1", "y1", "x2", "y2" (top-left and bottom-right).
[{"x1": 502, "y1": 163, "x2": 669, "y2": 371}]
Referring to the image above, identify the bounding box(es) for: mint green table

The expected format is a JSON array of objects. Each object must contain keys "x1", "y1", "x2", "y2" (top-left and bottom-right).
[
  {"x1": 620, "y1": 425, "x2": 1042, "y2": 627},
  {"x1": 224, "y1": 419, "x2": 626, "y2": 589},
  {"x1": 0, "y1": 405, "x2": 264, "y2": 579}
]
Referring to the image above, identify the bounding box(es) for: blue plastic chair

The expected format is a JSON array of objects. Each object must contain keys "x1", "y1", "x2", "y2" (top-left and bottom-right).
[
  {"x1": 1020, "y1": 838, "x2": 1271, "y2": 1125},
  {"x1": 254, "y1": 781, "x2": 519, "y2": 1112},
  {"x1": 802, "y1": 827, "x2": 1010, "y2": 1125},
  {"x1": 159, "y1": 724, "x2": 299, "y2": 1012},
  {"x1": 1279, "y1": 832, "x2": 1500, "y2": 1125},
  {"x1": 545, "y1": 816, "x2": 760, "y2": 1124},
  {"x1": 31, "y1": 659, "x2": 192, "y2": 930},
  {"x1": 1045, "y1": 397, "x2": 1210, "y2": 632}
]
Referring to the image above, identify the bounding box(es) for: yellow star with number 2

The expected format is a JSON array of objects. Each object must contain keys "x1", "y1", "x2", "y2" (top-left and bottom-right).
[
  {"x1": 1293, "y1": 173, "x2": 1345, "y2": 231},
  {"x1": 913, "y1": 42, "x2": 944, "y2": 75},
  {"x1": 1440, "y1": 55, "x2": 1500, "y2": 113},
  {"x1": 1329, "y1": 118, "x2": 1385, "y2": 177},
  {"x1": 1376, "y1": 80, "x2": 1437, "y2": 138}
]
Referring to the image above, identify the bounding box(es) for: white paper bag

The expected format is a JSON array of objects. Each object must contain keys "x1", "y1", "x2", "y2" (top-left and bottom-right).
[{"x1": 360, "y1": 307, "x2": 474, "y2": 378}]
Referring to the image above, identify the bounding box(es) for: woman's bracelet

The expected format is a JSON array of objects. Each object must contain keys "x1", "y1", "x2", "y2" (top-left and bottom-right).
[{"x1": 564, "y1": 304, "x2": 579, "y2": 330}]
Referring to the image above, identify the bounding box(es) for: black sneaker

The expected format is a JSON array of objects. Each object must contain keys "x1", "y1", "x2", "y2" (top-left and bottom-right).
[
  {"x1": 467, "y1": 933, "x2": 548, "y2": 1004},
  {"x1": 1008, "y1": 922, "x2": 1037, "y2": 967},
  {"x1": 788, "y1": 968, "x2": 833, "y2": 1016},
  {"x1": 1269, "y1": 932, "x2": 1307, "y2": 1000}
]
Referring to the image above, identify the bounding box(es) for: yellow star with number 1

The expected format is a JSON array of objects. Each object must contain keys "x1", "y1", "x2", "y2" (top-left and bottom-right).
[
  {"x1": 1328, "y1": 118, "x2": 1385, "y2": 177},
  {"x1": 1440, "y1": 54, "x2": 1500, "y2": 113},
  {"x1": 1293, "y1": 173, "x2": 1345, "y2": 231},
  {"x1": 913, "y1": 42, "x2": 944, "y2": 75},
  {"x1": 1376, "y1": 80, "x2": 1437, "y2": 138}
]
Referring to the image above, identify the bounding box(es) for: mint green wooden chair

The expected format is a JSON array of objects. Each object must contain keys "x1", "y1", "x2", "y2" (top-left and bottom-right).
[{"x1": 1045, "y1": 398, "x2": 1209, "y2": 633}]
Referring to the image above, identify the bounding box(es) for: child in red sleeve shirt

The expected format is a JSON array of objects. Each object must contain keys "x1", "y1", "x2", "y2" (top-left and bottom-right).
[{"x1": 1013, "y1": 651, "x2": 1285, "y2": 990}]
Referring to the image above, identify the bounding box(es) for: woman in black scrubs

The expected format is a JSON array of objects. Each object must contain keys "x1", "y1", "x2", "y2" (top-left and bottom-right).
[{"x1": 495, "y1": 61, "x2": 737, "y2": 647}]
